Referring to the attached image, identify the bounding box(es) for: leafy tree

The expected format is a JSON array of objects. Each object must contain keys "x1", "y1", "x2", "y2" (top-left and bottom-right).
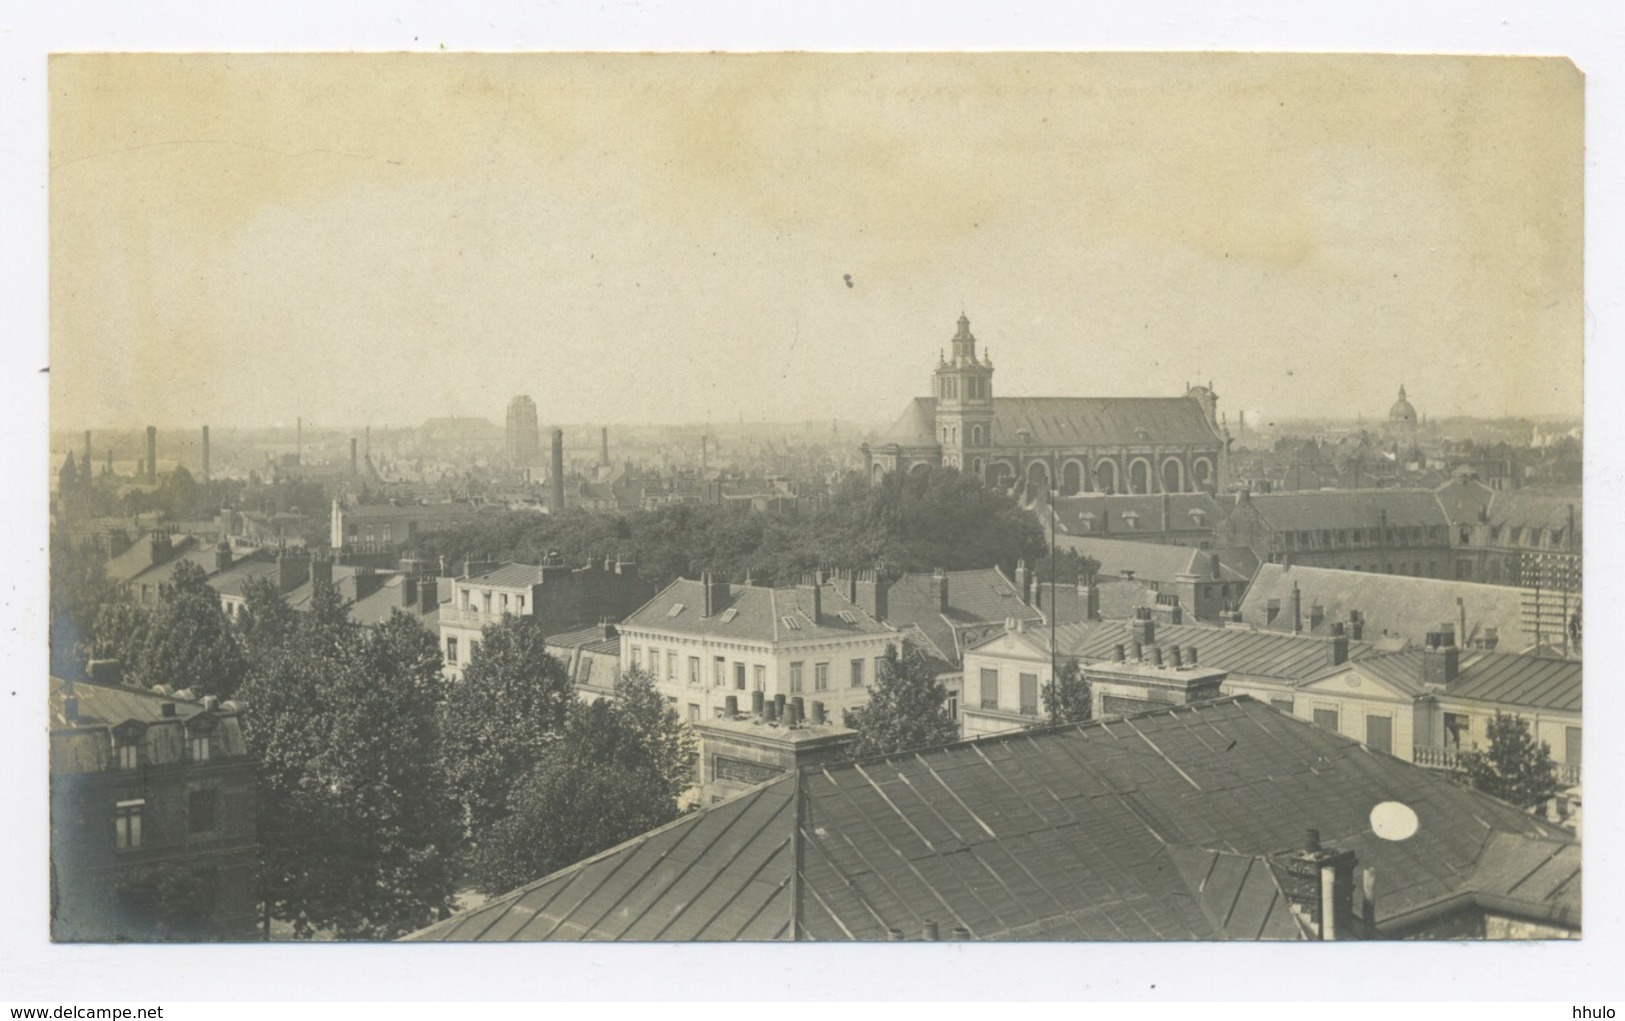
[
  {"x1": 440, "y1": 617, "x2": 577, "y2": 833},
  {"x1": 845, "y1": 643, "x2": 959, "y2": 758},
  {"x1": 86, "y1": 600, "x2": 152, "y2": 679},
  {"x1": 468, "y1": 669, "x2": 697, "y2": 895},
  {"x1": 237, "y1": 606, "x2": 459, "y2": 939},
  {"x1": 156, "y1": 466, "x2": 200, "y2": 521},
  {"x1": 1456, "y1": 712, "x2": 1561, "y2": 811},
  {"x1": 138, "y1": 560, "x2": 247, "y2": 698},
  {"x1": 234, "y1": 575, "x2": 298, "y2": 663},
  {"x1": 1042, "y1": 657, "x2": 1092, "y2": 725}
]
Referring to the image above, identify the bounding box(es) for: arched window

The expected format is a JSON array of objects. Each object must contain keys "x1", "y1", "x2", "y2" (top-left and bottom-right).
[
  {"x1": 971, "y1": 458, "x2": 983, "y2": 475},
  {"x1": 1160, "y1": 458, "x2": 1185, "y2": 494},
  {"x1": 1061, "y1": 460, "x2": 1083, "y2": 496},
  {"x1": 1027, "y1": 461, "x2": 1050, "y2": 492},
  {"x1": 1192, "y1": 457, "x2": 1214, "y2": 490},
  {"x1": 1096, "y1": 459, "x2": 1119, "y2": 494},
  {"x1": 970, "y1": 424, "x2": 983, "y2": 446},
  {"x1": 1128, "y1": 458, "x2": 1152, "y2": 494}
]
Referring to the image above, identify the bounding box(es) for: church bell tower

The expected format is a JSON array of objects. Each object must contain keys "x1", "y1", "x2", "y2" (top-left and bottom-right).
[{"x1": 933, "y1": 313, "x2": 996, "y2": 471}]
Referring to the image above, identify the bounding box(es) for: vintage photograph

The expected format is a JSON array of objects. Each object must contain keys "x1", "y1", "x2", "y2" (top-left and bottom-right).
[{"x1": 47, "y1": 52, "x2": 1582, "y2": 943}]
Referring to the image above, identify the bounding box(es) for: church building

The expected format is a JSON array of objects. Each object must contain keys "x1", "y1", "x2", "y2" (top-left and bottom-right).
[{"x1": 863, "y1": 314, "x2": 1230, "y2": 496}]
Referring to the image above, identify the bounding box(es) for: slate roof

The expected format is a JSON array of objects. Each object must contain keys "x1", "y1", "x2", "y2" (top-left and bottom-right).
[
  {"x1": 1481, "y1": 489, "x2": 1583, "y2": 536},
  {"x1": 1052, "y1": 535, "x2": 1251, "y2": 585},
  {"x1": 622, "y1": 580, "x2": 894, "y2": 644},
  {"x1": 878, "y1": 568, "x2": 1042, "y2": 664},
  {"x1": 105, "y1": 534, "x2": 206, "y2": 585},
  {"x1": 988, "y1": 397, "x2": 1222, "y2": 448},
  {"x1": 464, "y1": 563, "x2": 554, "y2": 589},
  {"x1": 406, "y1": 697, "x2": 1577, "y2": 942},
  {"x1": 1052, "y1": 493, "x2": 1223, "y2": 536},
  {"x1": 877, "y1": 396, "x2": 1222, "y2": 450},
  {"x1": 1055, "y1": 620, "x2": 1374, "y2": 682},
  {"x1": 50, "y1": 678, "x2": 248, "y2": 775},
  {"x1": 1237, "y1": 489, "x2": 1450, "y2": 532},
  {"x1": 1238, "y1": 564, "x2": 1538, "y2": 651}
]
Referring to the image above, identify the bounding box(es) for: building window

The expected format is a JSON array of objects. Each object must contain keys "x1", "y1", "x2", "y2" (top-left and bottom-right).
[
  {"x1": 688, "y1": 703, "x2": 700, "y2": 723},
  {"x1": 1268, "y1": 697, "x2": 1295, "y2": 714},
  {"x1": 1444, "y1": 712, "x2": 1470, "y2": 749},
  {"x1": 688, "y1": 656, "x2": 701, "y2": 686},
  {"x1": 117, "y1": 742, "x2": 140, "y2": 770},
  {"x1": 516, "y1": 595, "x2": 526, "y2": 613},
  {"x1": 1365, "y1": 715, "x2": 1393, "y2": 755},
  {"x1": 790, "y1": 662, "x2": 804, "y2": 692},
  {"x1": 500, "y1": 593, "x2": 510, "y2": 614},
  {"x1": 1019, "y1": 673, "x2": 1039, "y2": 716},
  {"x1": 446, "y1": 636, "x2": 459, "y2": 663},
  {"x1": 630, "y1": 645, "x2": 643, "y2": 670},
  {"x1": 668, "y1": 651, "x2": 678, "y2": 682},
  {"x1": 1312, "y1": 708, "x2": 1339, "y2": 732},
  {"x1": 851, "y1": 659, "x2": 865, "y2": 687},
  {"x1": 189, "y1": 734, "x2": 211, "y2": 762},
  {"x1": 1565, "y1": 727, "x2": 1581, "y2": 767},
  {"x1": 980, "y1": 668, "x2": 998, "y2": 710},
  {"x1": 579, "y1": 657, "x2": 594, "y2": 686},
  {"x1": 734, "y1": 662, "x2": 747, "y2": 690},
  {"x1": 814, "y1": 663, "x2": 829, "y2": 691},
  {"x1": 188, "y1": 789, "x2": 218, "y2": 834},
  {"x1": 714, "y1": 657, "x2": 726, "y2": 687},
  {"x1": 115, "y1": 799, "x2": 144, "y2": 850},
  {"x1": 754, "y1": 664, "x2": 766, "y2": 690}
]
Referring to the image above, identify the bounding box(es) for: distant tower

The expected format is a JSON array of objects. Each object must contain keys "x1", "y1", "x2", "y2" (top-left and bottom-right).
[
  {"x1": 599, "y1": 426, "x2": 610, "y2": 468},
  {"x1": 933, "y1": 313, "x2": 996, "y2": 474},
  {"x1": 1387, "y1": 384, "x2": 1419, "y2": 452},
  {"x1": 145, "y1": 426, "x2": 157, "y2": 484},
  {"x1": 506, "y1": 396, "x2": 540, "y2": 469},
  {"x1": 202, "y1": 425, "x2": 211, "y2": 483},
  {"x1": 550, "y1": 428, "x2": 566, "y2": 512}
]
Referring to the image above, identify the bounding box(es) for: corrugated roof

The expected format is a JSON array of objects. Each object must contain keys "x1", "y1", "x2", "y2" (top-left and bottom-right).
[
  {"x1": 1238, "y1": 564, "x2": 1540, "y2": 652},
  {"x1": 408, "y1": 697, "x2": 1576, "y2": 942}
]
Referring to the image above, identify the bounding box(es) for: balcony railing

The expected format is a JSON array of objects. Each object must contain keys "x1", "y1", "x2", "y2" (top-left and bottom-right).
[{"x1": 1412, "y1": 745, "x2": 1581, "y2": 787}]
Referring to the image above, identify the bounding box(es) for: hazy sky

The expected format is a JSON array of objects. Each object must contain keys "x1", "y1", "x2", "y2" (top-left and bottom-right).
[{"x1": 50, "y1": 53, "x2": 1583, "y2": 432}]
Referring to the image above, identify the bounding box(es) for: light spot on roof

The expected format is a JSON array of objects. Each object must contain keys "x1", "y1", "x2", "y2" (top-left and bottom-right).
[{"x1": 1370, "y1": 800, "x2": 1420, "y2": 841}]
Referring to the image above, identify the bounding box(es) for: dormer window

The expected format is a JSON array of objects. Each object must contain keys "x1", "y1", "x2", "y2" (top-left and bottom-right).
[{"x1": 117, "y1": 742, "x2": 140, "y2": 770}]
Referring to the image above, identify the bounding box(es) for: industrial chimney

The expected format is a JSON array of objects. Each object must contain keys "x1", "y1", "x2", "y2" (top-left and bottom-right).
[
  {"x1": 201, "y1": 425, "x2": 211, "y2": 483},
  {"x1": 145, "y1": 426, "x2": 157, "y2": 483},
  {"x1": 550, "y1": 428, "x2": 566, "y2": 513},
  {"x1": 600, "y1": 427, "x2": 610, "y2": 467}
]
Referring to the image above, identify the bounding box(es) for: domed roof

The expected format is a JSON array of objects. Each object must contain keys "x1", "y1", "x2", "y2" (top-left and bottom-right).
[{"x1": 1389, "y1": 385, "x2": 1416, "y2": 422}]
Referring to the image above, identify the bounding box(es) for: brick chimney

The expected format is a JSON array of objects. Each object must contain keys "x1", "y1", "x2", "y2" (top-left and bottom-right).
[
  {"x1": 1079, "y1": 580, "x2": 1100, "y2": 622},
  {"x1": 145, "y1": 425, "x2": 157, "y2": 484},
  {"x1": 350, "y1": 437, "x2": 359, "y2": 476},
  {"x1": 402, "y1": 575, "x2": 419, "y2": 607},
  {"x1": 202, "y1": 425, "x2": 211, "y2": 483},
  {"x1": 419, "y1": 577, "x2": 439, "y2": 614},
  {"x1": 1015, "y1": 561, "x2": 1030, "y2": 605},
  {"x1": 799, "y1": 575, "x2": 822, "y2": 624},
  {"x1": 1275, "y1": 829, "x2": 1358, "y2": 940},
  {"x1": 1348, "y1": 610, "x2": 1364, "y2": 642},
  {"x1": 311, "y1": 553, "x2": 333, "y2": 591},
  {"x1": 934, "y1": 568, "x2": 950, "y2": 613},
  {"x1": 1131, "y1": 606, "x2": 1156, "y2": 648},
  {"x1": 855, "y1": 568, "x2": 889, "y2": 621},
  {"x1": 1291, "y1": 582, "x2": 1303, "y2": 634},
  {"x1": 550, "y1": 428, "x2": 566, "y2": 512},
  {"x1": 215, "y1": 540, "x2": 233, "y2": 573},
  {"x1": 1420, "y1": 628, "x2": 1460, "y2": 686},
  {"x1": 1309, "y1": 603, "x2": 1325, "y2": 630},
  {"x1": 1329, "y1": 622, "x2": 1349, "y2": 665}
]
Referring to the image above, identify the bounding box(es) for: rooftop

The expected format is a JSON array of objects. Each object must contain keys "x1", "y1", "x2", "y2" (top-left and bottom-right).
[
  {"x1": 622, "y1": 579, "x2": 894, "y2": 644},
  {"x1": 406, "y1": 696, "x2": 1576, "y2": 942}
]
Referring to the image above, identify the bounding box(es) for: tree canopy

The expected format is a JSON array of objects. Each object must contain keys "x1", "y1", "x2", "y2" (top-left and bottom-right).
[
  {"x1": 467, "y1": 669, "x2": 697, "y2": 895},
  {"x1": 136, "y1": 561, "x2": 247, "y2": 698},
  {"x1": 1042, "y1": 657, "x2": 1092, "y2": 726},
  {"x1": 439, "y1": 616, "x2": 577, "y2": 834},
  {"x1": 844, "y1": 643, "x2": 959, "y2": 759},
  {"x1": 1456, "y1": 712, "x2": 1562, "y2": 811}
]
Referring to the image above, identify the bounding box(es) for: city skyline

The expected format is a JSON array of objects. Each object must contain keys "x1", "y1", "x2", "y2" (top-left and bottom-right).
[{"x1": 50, "y1": 53, "x2": 1583, "y2": 433}]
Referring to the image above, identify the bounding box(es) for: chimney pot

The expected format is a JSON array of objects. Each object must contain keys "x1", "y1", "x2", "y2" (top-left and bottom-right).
[
  {"x1": 725, "y1": 695, "x2": 739, "y2": 717},
  {"x1": 1305, "y1": 828, "x2": 1321, "y2": 853},
  {"x1": 1113, "y1": 643, "x2": 1126, "y2": 662},
  {"x1": 810, "y1": 701, "x2": 826, "y2": 725},
  {"x1": 751, "y1": 690, "x2": 765, "y2": 716},
  {"x1": 1186, "y1": 645, "x2": 1198, "y2": 668},
  {"x1": 922, "y1": 920, "x2": 940, "y2": 941}
]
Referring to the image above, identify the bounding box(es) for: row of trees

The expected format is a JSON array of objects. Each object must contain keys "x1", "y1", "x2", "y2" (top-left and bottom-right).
[
  {"x1": 408, "y1": 466, "x2": 1049, "y2": 589},
  {"x1": 82, "y1": 561, "x2": 695, "y2": 939}
]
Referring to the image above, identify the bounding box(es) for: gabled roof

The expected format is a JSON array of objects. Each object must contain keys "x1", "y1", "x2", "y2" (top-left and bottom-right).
[
  {"x1": 878, "y1": 568, "x2": 1041, "y2": 663},
  {"x1": 407, "y1": 696, "x2": 1577, "y2": 942},
  {"x1": 1238, "y1": 564, "x2": 1539, "y2": 652},
  {"x1": 1299, "y1": 653, "x2": 1435, "y2": 700},
  {"x1": 105, "y1": 533, "x2": 204, "y2": 585},
  {"x1": 622, "y1": 579, "x2": 894, "y2": 644}
]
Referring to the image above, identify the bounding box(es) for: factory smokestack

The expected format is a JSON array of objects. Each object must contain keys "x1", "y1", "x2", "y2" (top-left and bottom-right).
[
  {"x1": 599, "y1": 427, "x2": 610, "y2": 467},
  {"x1": 84, "y1": 430, "x2": 92, "y2": 470},
  {"x1": 296, "y1": 417, "x2": 303, "y2": 465},
  {"x1": 202, "y1": 425, "x2": 211, "y2": 483},
  {"x1": 551, "y1": 428, "x2": 565, "y2": 513},
  {"x1": 145, "y1": 426, "x2": 157, "y2": 483},
  {"x1": 350, "y1": 437, "x2": 358, "y2": 476}
]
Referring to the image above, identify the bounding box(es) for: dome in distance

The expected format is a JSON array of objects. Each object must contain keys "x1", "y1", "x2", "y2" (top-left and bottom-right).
[{"x1": 1389, "y1": 385, "x2": 1417, "y2": 423}]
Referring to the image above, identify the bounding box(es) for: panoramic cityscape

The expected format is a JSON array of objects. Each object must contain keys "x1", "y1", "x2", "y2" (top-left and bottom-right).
[{"x1": 46, "y1": 53, "x2": 1582, "y2": 943}]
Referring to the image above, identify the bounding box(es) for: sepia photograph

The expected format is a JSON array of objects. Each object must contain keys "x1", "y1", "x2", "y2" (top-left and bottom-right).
[{"x1": 42, "y1": 47, "x2": 1587, "y2": 955}]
